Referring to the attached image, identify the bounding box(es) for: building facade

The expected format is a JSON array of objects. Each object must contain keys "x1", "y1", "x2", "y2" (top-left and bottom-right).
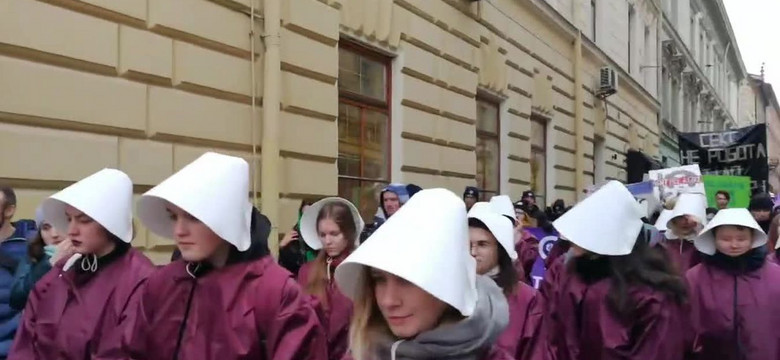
[
  {"x1": 2, "y1": 0, "x2": 666, "y2": 261},
  {"x1": 657, "y1": 0, "x2": 747, "y2": 166},
  {"x1": 742, "y1": 74, "x2": 780, "y2": 191}
]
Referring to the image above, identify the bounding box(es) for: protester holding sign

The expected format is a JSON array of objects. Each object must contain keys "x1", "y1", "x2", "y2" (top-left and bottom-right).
[
  {"x1": 467, "y1": 204, "x2": 543, "y2": 359},
  {"x1": 686, "y1": 209, "x2": 780, "y2": 359},
  {"x1": 545, "y1": 181, "x2": 688, "y2": 360},
  {"x1": 662, "y1": 193, "x2": 707, "y2": 273}
]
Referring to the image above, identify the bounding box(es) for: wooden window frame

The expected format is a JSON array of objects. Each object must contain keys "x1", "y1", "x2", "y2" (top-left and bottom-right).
[
  {"x1": 530, "y1": 115, "x2": 548, "y2": 207},
  {"x1": 476, "y1": 97, "x2": 501, "y2": 201},
  {"x1": 337, "y1": 42, "x2": 393, "y2": 203}
]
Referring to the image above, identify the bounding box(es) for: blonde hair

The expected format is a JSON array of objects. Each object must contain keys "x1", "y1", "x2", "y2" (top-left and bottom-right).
[
  {"x1": 348, "y1": 267, "x2": 391, "y2": 360},
  {"x1": 347, "y1": 267, "x2": 464, "y2": 359}
]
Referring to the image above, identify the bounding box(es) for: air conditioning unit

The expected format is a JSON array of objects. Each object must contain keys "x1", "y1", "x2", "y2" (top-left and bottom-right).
[{"x1": 597, "y1": 66, "x2": 618, "y2": 98}]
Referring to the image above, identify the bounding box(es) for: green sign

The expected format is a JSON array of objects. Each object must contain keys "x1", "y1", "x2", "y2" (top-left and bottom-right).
[{"x1": 702, "y1": 175, "x2": 751, "y2": 208}]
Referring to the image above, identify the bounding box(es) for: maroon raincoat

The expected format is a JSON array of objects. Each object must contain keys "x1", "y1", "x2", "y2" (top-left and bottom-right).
[
  {"x1": 297, "y1": 254, "x2": 353, "y2": 360},
  {"x1": 686, "y1": 260, "x2": 780, "y2": 359},
  {"x1": 515, "y1": 230, "x2": 538, "y2": 284},
  {"x1": 122, "y1": 255, "x2": 327, "y2": 360},
  {"x1": 496, "y1": 282, "x2": 544, "y2": 359},
  {"x1": 546, "y1": 264, "x2": 686, "y2": 360},
  {"x1": 661, "y1": 238, "x2": 701, "y2": 273},
  {"x1": 10, "y1": 247, "x2": 155, "y2": 359},
  {"x1": 341, "y1": 347, "x2": 513, "y2": 360}
]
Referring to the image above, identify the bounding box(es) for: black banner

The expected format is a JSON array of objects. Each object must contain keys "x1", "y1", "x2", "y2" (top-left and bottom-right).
[{"x1": 678, "y1": 124, "x2": 768, "y2": 194}]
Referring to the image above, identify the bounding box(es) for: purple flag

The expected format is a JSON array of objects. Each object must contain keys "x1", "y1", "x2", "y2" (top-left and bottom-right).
[{"x1": 525, "y1": 227, "x2": 559, "y2": 289}]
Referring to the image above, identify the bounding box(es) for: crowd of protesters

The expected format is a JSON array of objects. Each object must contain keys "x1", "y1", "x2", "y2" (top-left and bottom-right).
[{"x1": 0, "y1": 151, "x2": 778, "y2": 359}]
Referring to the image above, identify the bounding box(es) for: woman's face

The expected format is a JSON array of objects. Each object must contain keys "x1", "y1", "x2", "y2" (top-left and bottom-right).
[
  {"x1": 167, "y1": 203, "x2": 228, "y2": 264},
  {"x1": 40, "y1": 223, "x2": 64, "y2": 246},
  {"x1": 318, "y1": 218, "x2": 348, "y2": 257},
  {"x1": 671, "y1": 215, "x2": 699, "y2": 235},
  {"x1": 751, "y1": 209, "x2": 771, "y2": 222},
  {"x1": 371, "y1": 269, "x2": 449, "y2": 339},
  {"x1": 468, "y1": 227, "x2": 500, "y2": 275},
  {"x1": 65, "y1": 205, "x2": 113, "y2": 256},
  {"x1": 714, "y1": 225, "x2": 753, "y2": 257}
]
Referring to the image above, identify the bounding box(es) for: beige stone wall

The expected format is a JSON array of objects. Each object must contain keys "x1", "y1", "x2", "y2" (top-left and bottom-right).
[
  {"x1": 0, "y1": 0, "x2": 340, "y2": 263},
  {"x1": 1, "y1": 0, "x2": 660, "y2": 262}
]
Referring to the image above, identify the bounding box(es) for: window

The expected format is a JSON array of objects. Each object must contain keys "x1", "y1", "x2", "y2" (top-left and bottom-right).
[
  {"x1": 530, "y1": 115, "x2": 547, "y2": 206},
  {"x1": 476, "y1": 98, "x2": 500, "y2": 201},
  {"x1": 337, "y1": 44, "x2": 391, "y2": 219},
  {"x1": 590, "y1": 0, "x2": 597, "y2": 41},
  {"x1": 628, "y1": 5, "x2": 635, "y2": 73}
]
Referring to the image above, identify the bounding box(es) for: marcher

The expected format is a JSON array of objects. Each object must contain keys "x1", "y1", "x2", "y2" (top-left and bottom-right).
[
  {"x1": 336, "y1": 188, "x2": 513, "y2": 360},
  {"x1": 663, "y1": 193, "x2": 707, "y2": 273},
  {"x1": 491, "y1": 195, "x2": 538, "y2": 285},
  {"x1": 360, "y1": 183, "x2": 416, "y2": 243},
  {"x1": 297, "y1": 197, "x2": 364, "y2": 360},
  {"x1": 464, "y1": 186, "x2": 480, "y2": 211},
  {"x1": 715, "y1": 190, "x2": 731, "y2": 210},
  {"x1": 125, "y1": 152, "x2": 327, "y2": 359},
  {"x1": 686, "y1": 208, "x2": 780, "y2": 359},
  {"x1": 748, "y1": 193, "x2": 773, "y2": 233},
  {"x1": 278, "y1": 198, "x2": 318, "y2": 276},
  {"x1": 9, "y1": 207, "x2": 72, "y2": 310},
  {"x1": 468, "y1": 204, "x2": 543, "y2": 359},
  {"x1": 10, "y1": 169, "x2": 155, "y2": 358},
  {"x1": 0, "y1": 186, "x2": 35, "y2": 357},
  {"x1": 545, "y1": 181, "x2": 688, "y2": 360}
]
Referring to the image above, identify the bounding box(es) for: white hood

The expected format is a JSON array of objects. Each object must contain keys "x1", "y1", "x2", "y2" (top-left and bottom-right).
[
  {"x1": 489, "y1": 195, "x2": 516, "y2": 223},
  {"x1": 666, "y1": 193, "x2": 707, "y2": 239},
  {"x1": 468, "y1": 205, "x2": 517, "y2": 261},
  {"x1": 137, "y1": 152, "x2": 252, "y2": 251},
  {"x1": 335, "y1": 188, "x2": 478, "y2": 316},
  {"x1": 42, "y1": 169, "x2": 134, "y2": 243},
  {"x1": 695, "y1": 208, "x2": 767, "y2": 255},
  {"x1": 299, "y1": 197, "x2": 365, "y2": 251},
  {"x1": 654, "y1": 209, "x2": 674, "y2": 232},
  {"x1": 552, "y1": 181, "x2": 644, "y2": 256}
]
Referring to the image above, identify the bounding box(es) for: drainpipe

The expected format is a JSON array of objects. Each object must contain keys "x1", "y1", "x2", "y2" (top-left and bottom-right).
[
  {"x1": 574, "y1": 31, "x2": 585, "y2": 201},
  {"x1": 261, "y1": 0, "x2": 281, "y2": 257}
]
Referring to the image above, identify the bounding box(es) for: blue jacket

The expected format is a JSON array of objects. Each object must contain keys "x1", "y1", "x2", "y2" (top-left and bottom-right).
[{"x1": 0, "y1": 223, "x2": 32, "y2": 357}]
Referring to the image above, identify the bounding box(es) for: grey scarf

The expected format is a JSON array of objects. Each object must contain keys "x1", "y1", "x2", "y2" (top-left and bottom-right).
[{"x1": 372, "y1": 275, "x2": 509, "y2": 360}]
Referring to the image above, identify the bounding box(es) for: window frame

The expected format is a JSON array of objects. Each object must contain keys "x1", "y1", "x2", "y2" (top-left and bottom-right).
[
  {"x1": 475, "y1": 96, "x2": 501, "y2": 201},
  {"x1": 337, "y1": 42, "x2": 393, "y2": 205},
  {"x1": 530, "y1": 115, "x2": 548, "y2": 207}
]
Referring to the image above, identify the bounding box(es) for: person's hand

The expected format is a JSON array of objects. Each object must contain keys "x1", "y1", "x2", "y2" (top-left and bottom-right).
[
  {"x1": 280, "y1": 230, "x2": 300, "y2": 248},
  {"x1": 49, "y1": 239, "x2": 76, "y2": 266}
]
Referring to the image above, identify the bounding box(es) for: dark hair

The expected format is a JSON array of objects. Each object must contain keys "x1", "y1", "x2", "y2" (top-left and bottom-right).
[
  {"x1": 27, "y1": 230, "x2": 46, "y2": 263},
  {"x1": 605, "y1": 235, "x2": 688, "y2": 320},
  {"x1": 468, "y1": 218, "x2": 519, "y2": 295},
  {"x1": 711, "y1": 224, "x2": 750, "y2": 238},
  {"x1": 0, "y1": 186, "x2": 16, "y2": 207},
  {"x1": 305, "y1": 202, "x2": 358, "y2": 309},
  {"x1": 715, "y1": 190, "x2": 731, "y2": 201},
  {"x1": 299, "y1": 198, "x2": 316, "y2": 217},
  {"x1": 768, "y1": 215, "x2": 780, "y2": 252}
]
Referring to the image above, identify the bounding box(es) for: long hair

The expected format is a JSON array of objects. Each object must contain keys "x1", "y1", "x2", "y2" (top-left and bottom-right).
[
  {"x1": 27, "y1": 230, "x2": 45, "y2": 263},
  {"x1": 468, "y1": 218, "x2": 518, "y2": 296},
  {"x1": 767, "y1": 214, "x2": 780, "y2": 252},
  {"x1": 348, "y1": 268, "x2": 391, "y2": 360},
  {"x1": 348, "y1": 267, "x2": 461, "y2": 360},
  {"x1": 305, "y1": 202, "x2": 358, "y2": 309},
  {"x1": 605, "y1": 237, "x2": 688, "y2": 320}
]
